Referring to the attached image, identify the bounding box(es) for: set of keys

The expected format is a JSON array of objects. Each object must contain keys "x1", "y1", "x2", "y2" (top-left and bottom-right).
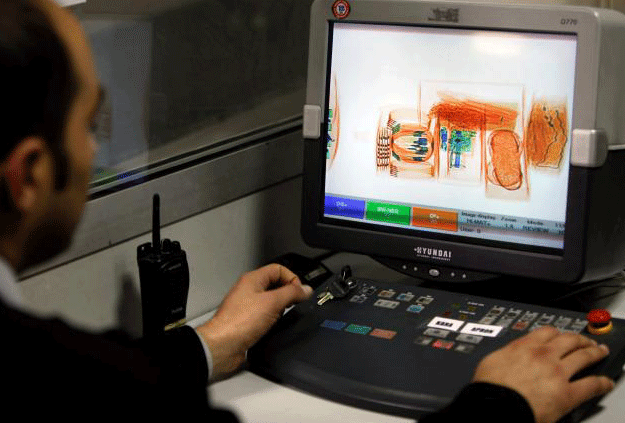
[{"x1": 317, "y1": 265, "x2": 359, "y2": 305}]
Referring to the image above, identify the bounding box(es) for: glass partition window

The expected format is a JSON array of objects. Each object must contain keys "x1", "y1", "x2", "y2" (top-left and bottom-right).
[{"x1": 71, "y1": 0, "x2": 312, "y2": 194}]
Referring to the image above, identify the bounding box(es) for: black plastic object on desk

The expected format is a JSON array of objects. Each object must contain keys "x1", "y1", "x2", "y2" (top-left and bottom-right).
[
  {"x1": 268, "y1": 253, "x2": 332, "y2": 290},
  {"x1": 137, "y1": 194, "x2": 190, "y2": 338},
  {"x1": 248, "y1": 274, "x2": 625, "y2": 423}
]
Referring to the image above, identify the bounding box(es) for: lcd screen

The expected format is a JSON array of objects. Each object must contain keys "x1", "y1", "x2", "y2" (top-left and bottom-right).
[{"x1": 323, "y1": 22, "x2": 577, "y2": 250}]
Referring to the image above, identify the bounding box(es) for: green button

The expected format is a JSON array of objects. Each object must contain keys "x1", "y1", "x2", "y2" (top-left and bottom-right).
[
  {"x1": 366, "y1": 202, "x2": 411, "y2": 225},
  {"x1": 345, "y1": 324, "x2": 372, "y2": 335}
]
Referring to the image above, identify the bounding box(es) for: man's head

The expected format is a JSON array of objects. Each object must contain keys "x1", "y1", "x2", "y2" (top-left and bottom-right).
[{"x1": 0, "y1": 0, "x2": 101, "y2": 271}]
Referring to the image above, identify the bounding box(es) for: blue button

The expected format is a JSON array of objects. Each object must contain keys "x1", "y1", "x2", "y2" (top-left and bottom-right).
[
  {"x1": 407, "y1": 305, "x2": 424, "y2": 313},
  {"x1": 324, "y1": 196, "x2": 366, "y2": 219},
  {"x1": 320, "y1": 320, "x2": 347, "y2": 330}
]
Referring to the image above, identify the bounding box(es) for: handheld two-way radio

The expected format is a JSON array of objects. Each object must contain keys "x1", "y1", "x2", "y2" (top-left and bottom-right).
[{"x1": 137, "y1": 194, "x2": 190, "y2": 337}]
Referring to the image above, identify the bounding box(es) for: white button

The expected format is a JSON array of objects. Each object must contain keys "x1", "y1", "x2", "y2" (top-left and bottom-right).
[
  {"x1": 429, "y1": 269, "x2": 440, "y2": 277},
  {"x1": 428, "y1": 317, "x2": 465, "y2": 332},
  {"x1": 460, "y1": 323, "x2": 503, "y2": 338},
  {"x1": 303, "y1": 105, "x2": 322, "y2": 139},
  {"x1": 570, "y1": 128, "x2": 608, "y2": 168}
]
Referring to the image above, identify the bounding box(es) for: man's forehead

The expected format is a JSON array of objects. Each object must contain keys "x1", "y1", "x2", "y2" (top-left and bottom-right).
[
  {"x1": 37, "y1": 0, "x2": 86, "y2": 57},
  {"x1": 36, "y1": 0, "x2": 76, "y2": 28}
]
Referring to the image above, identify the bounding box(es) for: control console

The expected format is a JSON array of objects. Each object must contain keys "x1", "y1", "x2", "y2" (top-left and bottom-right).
[{"x1": 249, "y1": 275, "x2": 625, "y2": 422}]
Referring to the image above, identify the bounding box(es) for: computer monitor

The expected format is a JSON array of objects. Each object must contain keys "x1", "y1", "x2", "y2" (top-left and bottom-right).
[{"x1": 301, "y1": 0, "x2": 625, "y2": 284}]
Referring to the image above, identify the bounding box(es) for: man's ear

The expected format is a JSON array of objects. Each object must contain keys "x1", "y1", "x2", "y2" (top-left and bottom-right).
[{"x1": 1, "y1": 137, "x2": 53, "y2": 213}]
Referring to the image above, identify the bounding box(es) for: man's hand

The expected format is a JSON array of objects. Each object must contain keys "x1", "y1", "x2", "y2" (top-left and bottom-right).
[
  {"x1": 196, "y1": 264, "x2": 313, "y2": 381},
  {"x1": 472, "y1": 326, "x2": 615, "y2": 423}
]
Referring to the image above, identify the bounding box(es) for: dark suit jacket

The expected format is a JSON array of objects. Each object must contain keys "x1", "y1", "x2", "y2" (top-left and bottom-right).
[
  {"x1": 1, "y1": 297, "x2": 535, "y2": 422},
  {"x1": 0, "y1": 299, "x2": 239, "y2": 420}
]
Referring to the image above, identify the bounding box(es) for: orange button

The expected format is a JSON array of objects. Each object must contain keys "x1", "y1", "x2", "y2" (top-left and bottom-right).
[
  {"x1": 369, "y1": 329, "x2": 397, "y2": 340},
  {"x1": 412, "y1": 207, "x2": 458, "y2": 232}
]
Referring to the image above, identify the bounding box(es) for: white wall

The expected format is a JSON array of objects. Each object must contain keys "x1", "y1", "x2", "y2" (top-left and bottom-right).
[
  {"x1": 18, "y1": 177, "x2": 322, "y2": 337},
  {"x1": 447, "y1": 0, "x2": 624, "y2": 12}
]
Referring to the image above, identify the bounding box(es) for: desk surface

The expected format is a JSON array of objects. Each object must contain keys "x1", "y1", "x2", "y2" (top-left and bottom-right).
[{"x1": 207, "y1": 253, "x2": 625, "y2": 423}]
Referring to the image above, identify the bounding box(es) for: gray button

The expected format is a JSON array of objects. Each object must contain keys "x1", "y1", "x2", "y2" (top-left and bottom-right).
[
  {"x1": 416, "y1": 296, "x2": 434, "y2": 305},
  {"x1": 455, "y1": 343, "x2": 475, "y2": 354},
  {"x1": 554, "y1": 316, "x2": 572, "y2": 329},
  {"x1": 424, "y1": 328, "x2": 450, "y2": 338},
  {"x1": 386, "y1": 301, "x2": 400, "y2": 309},
  {"x1": 456, "y1": 333, "x2": 483, "y2": 344},
  {"x1": 414, "y1": 336, "x2": 433, "y2": 346},
  {"x1": 374, "y1": 299, "x2": 389, "y2": 308},
  {"x1": 397, "y1": 293, "x2": 415, "y2": 302},
  {"x1": 374, "y1": 299, "x2": 400, "y2": 309},
  {"x1": 429, "y1": 268, "x2": 440, "y2": 277}
]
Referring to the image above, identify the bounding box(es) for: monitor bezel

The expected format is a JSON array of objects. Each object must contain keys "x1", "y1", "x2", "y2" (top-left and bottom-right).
[{"x1": 302, "y1": 0, "x2": 602, "y2": 283}]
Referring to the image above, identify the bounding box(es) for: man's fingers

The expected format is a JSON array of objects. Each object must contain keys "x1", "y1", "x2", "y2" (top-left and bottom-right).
[
  {"x1": 270, "y1": 280, "x2": 314, "y2": 310},
  {"x1": 507, "y1": 325, "x2": 561, "y2": 348},
  {"x1": 546, "y1": 332, "x2": 598, "y2": 358},
  {"x1": 244, "y1": 263, "x2": 301, "y2": 291},
  {"x1": 561, "y1": 344, "x2": 610, "y2": 378},
  {"x1": 567, "y1": 375, "x2": 615, "y2": 408}
]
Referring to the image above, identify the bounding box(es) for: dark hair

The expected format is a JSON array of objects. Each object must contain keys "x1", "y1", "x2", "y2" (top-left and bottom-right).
[{"x1": 0, "y1": 0, "x2": 78, "y2": 193}]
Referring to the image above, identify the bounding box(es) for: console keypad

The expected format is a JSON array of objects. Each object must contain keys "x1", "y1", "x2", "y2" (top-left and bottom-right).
[
  {"x1": 512, "y1": 311, "x2": 539, "y2": 331},
  {"x1": 569, "y1": 318, "x2": 588, "y2": 333},
  {"x1": 360, "y1": 284, "x2": 378, "y2": 296},
  {"x1": 495, "y1": 308, "x2": 523, "y2": 328},
  {"x1": 530, "y1": 313, "x2": 556, "y2": 331},
  {"x1": 479, "y1": 306, "x2": 506, "y2": 325},
  {"x1": 553, "y1": 316, "x2": 572, "y2": 330},
  {"x1": 350, "y1": 294, "x2": 367, "y2": 304},
  {"x1": 320, "y1": 278, "x2": 593, "y2": 356}
]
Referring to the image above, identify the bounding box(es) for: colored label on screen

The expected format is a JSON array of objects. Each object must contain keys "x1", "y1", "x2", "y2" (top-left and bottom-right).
[
  {"x1": 413, "y1": 207, "x2": 458, "y2": 232},
  {"x1": 325, "y1": 196, "x2": 365, "y2": 219},
  {"x1": 366, "y1": 202, "x2": 411, "y2": 225}
]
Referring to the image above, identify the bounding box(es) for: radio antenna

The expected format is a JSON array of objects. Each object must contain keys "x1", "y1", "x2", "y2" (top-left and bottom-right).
[{"x1": 152, "y1": 194, "x2": 161, "y2": 252}]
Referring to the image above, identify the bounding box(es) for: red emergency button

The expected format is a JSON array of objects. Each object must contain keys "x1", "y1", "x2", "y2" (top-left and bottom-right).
[{"x1": 587, "y1": 309, "x2": 613, "y2": 335}]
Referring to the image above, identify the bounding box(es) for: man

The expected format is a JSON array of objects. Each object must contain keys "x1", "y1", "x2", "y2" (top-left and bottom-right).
[{"x1": 0, "y1": 1, "x2": 615, "y2": 422}]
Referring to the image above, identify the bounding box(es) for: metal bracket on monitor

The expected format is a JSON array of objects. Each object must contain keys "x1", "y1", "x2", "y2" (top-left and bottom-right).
[
  {"x1": 571, "y1": 129, "x2": 608, "y2": 168},
  {"x1": 303, "y1": 104, "x2": 322, "y2": 139}
]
